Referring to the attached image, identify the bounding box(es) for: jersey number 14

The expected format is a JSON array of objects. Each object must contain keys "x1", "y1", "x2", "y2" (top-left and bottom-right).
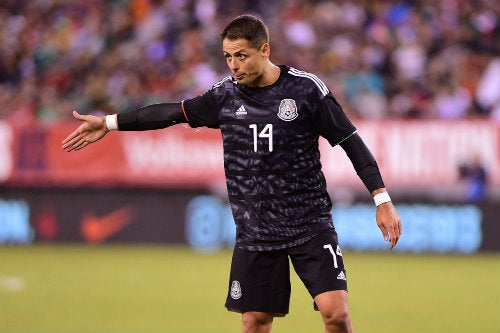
[{"x1": 249, "y1": 124, "x2": 273, "y2": 152}]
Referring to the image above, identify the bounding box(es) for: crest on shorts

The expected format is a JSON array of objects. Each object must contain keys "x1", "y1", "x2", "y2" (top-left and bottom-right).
[
  {"x1": 230, "y1": 280, "x2": 242, "y2": 299},
  {"x1": 278, "y1": 99, "x2": 298, "y2": 121}
]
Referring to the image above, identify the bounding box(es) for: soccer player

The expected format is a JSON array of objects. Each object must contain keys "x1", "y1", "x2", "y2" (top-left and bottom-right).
[{"x1": 62, "y1": 14, "x2": 402, "y2": 333}]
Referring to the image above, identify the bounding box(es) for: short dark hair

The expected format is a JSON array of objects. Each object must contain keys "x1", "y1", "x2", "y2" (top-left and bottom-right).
[{"x1": 221, "y1": 14, "x2": 269, "y2": 50}]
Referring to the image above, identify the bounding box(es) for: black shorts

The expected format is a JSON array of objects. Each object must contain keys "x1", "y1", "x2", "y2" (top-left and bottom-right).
[{"x1": 224, "y1": 229, "x2": 347, "y2": 316}]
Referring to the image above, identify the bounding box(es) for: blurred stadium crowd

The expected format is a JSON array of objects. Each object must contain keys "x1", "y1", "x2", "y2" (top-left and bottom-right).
[{"x1": 1, "y1": 0, "x2": 500, "y2": 125}]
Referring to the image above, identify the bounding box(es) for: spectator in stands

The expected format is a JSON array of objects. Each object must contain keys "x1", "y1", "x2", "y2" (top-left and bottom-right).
[
  {"x1": 0, "y1": 0, "x2": 499, "y2": 123},
  {"x1": 458, "y1": 153, "x2": 489, "y2": 202}
]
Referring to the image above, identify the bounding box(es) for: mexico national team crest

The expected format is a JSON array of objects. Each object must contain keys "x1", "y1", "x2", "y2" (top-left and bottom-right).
[
  {"x1": 278, "y1": 99, "x2": 298, "y2": 121},
  {"x1": 230, "y1": 280, "x2": 242, "y2": 299}
]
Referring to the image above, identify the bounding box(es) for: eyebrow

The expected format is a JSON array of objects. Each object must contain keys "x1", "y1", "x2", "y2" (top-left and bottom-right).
[{"x1": 223, "y1": 49, "x2": 247, "y2": 55}]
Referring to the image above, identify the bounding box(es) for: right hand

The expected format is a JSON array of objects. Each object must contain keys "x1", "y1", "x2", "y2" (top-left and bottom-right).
[{"x1": 62, "y1": 111, "x2": 109, "y2": 152}]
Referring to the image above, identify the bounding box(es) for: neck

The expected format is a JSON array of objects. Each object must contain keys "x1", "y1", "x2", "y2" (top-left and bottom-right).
[{"x1": 253, "y1": 62, "x2": 280, "y2": 87}]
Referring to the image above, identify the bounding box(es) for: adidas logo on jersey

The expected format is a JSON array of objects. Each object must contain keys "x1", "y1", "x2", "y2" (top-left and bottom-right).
[
  {"x1": 337, "y1": 271, "x2": 346, "y2": 281},
  {"x1": 235, "y1": 105, "x2": 247, "y2": 116}
]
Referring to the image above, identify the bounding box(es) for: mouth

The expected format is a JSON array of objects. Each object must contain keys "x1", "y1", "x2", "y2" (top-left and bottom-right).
[{"x1": 234, "y1": 73, "x2": 244, "y2": 80}]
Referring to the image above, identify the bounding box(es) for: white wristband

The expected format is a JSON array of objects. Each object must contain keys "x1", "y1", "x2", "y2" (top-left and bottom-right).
[
  {"x1": 105, "y1": 114, "x2": 118, "y2": 131},
  {"x1": 373, "y1": 192, "x2": 391, "y2": 206}
]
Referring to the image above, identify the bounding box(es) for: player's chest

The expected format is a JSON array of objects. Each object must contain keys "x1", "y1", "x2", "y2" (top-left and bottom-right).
[
  {"x1": 218, "y1": 95, "x2": 316, "y2": 153},
  {"x1": 219, "y1": 96, "x2": 307, "y2": 125}
]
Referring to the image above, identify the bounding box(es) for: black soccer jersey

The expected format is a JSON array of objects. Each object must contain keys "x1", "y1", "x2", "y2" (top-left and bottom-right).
[{"x1": 183, "y1": 65, "x2": 357, "y2": 251}]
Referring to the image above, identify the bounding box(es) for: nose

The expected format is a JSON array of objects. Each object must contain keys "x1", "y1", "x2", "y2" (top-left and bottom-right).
[{"x1": 228, "y1": 58, "x2": 239, "y2": 71}]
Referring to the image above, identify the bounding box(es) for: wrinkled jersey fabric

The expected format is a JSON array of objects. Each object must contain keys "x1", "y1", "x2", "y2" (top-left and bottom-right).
[{"x1": 183, "y1": 65, "x2": 356, "y2": 250}]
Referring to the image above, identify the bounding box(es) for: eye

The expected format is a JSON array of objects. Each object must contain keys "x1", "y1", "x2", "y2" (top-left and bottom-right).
[{"x1": 238, "y1": 54, "x2": 247, "y2": 60}]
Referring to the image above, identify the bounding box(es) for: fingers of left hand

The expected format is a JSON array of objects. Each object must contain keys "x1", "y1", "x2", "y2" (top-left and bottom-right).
[{"x1": 389, "y1": 223, "x2": 401, "y2": 249}]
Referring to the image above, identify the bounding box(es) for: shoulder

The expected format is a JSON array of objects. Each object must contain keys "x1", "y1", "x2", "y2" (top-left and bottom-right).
[
  {"x1": 207, "y1": 75, "x2": 239, "y2": 101},
  {"x1": 285, "y1": 66, "x2": 330, "y2": 97},
  {"x1": 212, "y1": 75, "x2": 236, "y2": 90}
]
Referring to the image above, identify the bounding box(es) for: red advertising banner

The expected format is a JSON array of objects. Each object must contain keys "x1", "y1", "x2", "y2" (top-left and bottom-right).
[
  {"x1": 1, "y1": 120, "x2": 498, "y2": 191},
  {"x1": 321, "y1": 120, "x2": 499, "y2": 189}
]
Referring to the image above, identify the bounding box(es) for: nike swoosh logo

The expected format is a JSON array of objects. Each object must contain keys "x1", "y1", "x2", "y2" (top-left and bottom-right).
[{"x1": 81, "y1": 207, "x2": 133, "y2": 243}]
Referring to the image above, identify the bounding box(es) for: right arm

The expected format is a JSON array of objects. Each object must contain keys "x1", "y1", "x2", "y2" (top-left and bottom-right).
[
  {"x1": 115, "y1": 102, "x2": 186, "y2": 131},
  {"x1": 61, "y1": 102, "x2": 186, "y2": 152}
]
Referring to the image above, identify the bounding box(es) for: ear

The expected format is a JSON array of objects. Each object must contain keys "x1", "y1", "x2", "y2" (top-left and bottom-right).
[{"x1": 260, "y1": 43, "x2": 270, "y2": 60}]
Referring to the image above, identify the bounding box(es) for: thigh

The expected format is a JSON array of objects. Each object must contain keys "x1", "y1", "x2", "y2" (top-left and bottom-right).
[
  {"x1": 225, "y1": 246, "x2": 291, "y2": 317},
  {"x1": 289, "y1": 229, "x2": 348, "y2": 301},
  {"x1": 314, "y1": 289, "x2": 350, "y2": 315},
  {"x1": 314, "y1": 290, "x2": 353, "y2": 331}
]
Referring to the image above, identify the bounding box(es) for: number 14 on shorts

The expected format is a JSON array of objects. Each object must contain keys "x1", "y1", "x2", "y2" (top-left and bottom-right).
[{"x1": 323, "y1": 244, "x2": 343, "y2": 268}]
